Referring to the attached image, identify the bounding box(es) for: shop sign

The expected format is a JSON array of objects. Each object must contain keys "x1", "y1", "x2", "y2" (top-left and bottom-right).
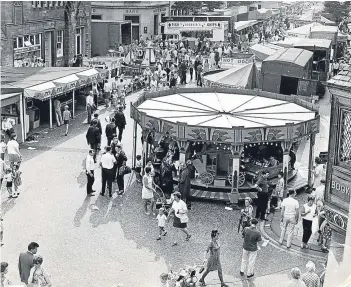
[
  {"x1": 331, "y1": 175, "x2": 351, "y2": 202},
  {"x1": 125, "y1": 9, "x2": 139, "y2": 14},
  {"x1": 167, "y1": 22, "x2": 222, "y2": 29},
  {"x1": 153, "y1": 7, "x2": 167, "y2": 13},
  {"x1": 35, "y1": 90, "x2": 52, "y2": 98},
  {"x1": 14, "y1": 45, "x2": 41, "y2": 54},
  {"x1": 221, "y1": 56, "x2": 254, "y2": 65}
]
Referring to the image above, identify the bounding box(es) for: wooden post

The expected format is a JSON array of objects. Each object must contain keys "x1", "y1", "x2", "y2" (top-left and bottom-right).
[
  {"x1": 282, "y1": 141, "x2": 292, "y2": 196},
  {"x1": 49, "y1": 96, "x2": 53, "y2": 129},
  {"x1": 308, "y1": 134, "x2": 316, "y2": 188},
  {"x1": 132, "y1": 120, "x2": 137, "y2": 168},
  {"x1": 19, "y1": 92, "x2": 25, "y2": 143},
  {"x1": 230, "y1": 145, "x2": 244, "y2": 207},
  {"x1": 72, "y1": 90, "x2": 75, "y2": 118}
]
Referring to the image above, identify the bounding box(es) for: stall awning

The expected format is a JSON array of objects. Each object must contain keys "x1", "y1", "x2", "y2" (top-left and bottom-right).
[
  {"x1": 24, "y1": 81, "x2": 56, "y2": 100},
  {"x1": 264, "y1": 48, "x2": 313, "y2": 68},
  {"x1": 273, "y1": 37, "x2": 331, "y2": 50},
  {"x1": 249, "y1": 43, "x2": 284, "y2": 61},
  {"x1": 235, "y1": 20, "x2": 258, "y2": 32},
  {"x1": 53, "y1": 74, "x2": 80, "y2": 95},
  {"x1": 1, "y1": 92, "x2": 21, "y2": 107},
  {"x1": 76, "y1": 68, "x2": 99, "y2": 84}
]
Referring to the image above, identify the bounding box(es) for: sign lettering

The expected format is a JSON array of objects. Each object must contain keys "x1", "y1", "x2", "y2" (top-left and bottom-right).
[
  {"x1": 125, "y1": 9, "x2": 138, "y2": 14},
  {"x1": 153, "y1": 7, "x2": 166, "y2": 13},
  {"x1": 167, "y1": 22, "x2": 222, "y2": 29},
  {"x1": 331, "y1": 175, "x2": 351, "y2": 203}
]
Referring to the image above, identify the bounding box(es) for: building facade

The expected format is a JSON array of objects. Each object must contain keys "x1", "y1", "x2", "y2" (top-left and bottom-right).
[
  {"x1": 1, "y1": 1, "x2": 91, "y2": 67},
  {"x1": 91, "y1": 1, "x2": 169, "y2": 42}
]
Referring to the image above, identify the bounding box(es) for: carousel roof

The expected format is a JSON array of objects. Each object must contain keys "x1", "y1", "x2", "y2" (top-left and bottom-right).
[{"x1": 137, "y1": 91, "x2": 316, "y2": 129}]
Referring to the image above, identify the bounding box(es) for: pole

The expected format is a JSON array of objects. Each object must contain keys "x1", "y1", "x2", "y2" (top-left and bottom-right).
[
  {"x1": 49, "y1": 96, "x2": 53, "y2": 129},
  {"x1": 19, "y1": 92, "x2": 25, "y2": 143},
  {"x1": 72, "y1": 90, "x2": 75, "y2": 118},
  {"x1": 132, "y1": 120, "x2": 137, "y2": 168},
  {"x1": 307, "y1": 134, "x2": 316, "y2": 188}
]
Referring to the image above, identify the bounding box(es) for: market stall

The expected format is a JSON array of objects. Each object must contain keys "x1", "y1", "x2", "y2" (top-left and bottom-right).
[{"x1": 130, "y1": 87, "x2": 320, "y2": 204}]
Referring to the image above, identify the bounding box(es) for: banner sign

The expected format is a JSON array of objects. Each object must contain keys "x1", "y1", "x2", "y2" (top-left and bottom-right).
[
  {"x1": 221, "y1": 56, "x2": 255, "y2": 66},
  {"x1": 167, "y1": 22, "x2": 222, "y2": 29}
]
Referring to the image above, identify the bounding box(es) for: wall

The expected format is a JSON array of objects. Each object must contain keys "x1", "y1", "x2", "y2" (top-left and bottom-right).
[{"x1": 91, "y1": 22, "x2": 121, "y2": 56}]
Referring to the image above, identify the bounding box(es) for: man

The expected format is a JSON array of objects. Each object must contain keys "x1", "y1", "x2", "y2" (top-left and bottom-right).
[
  {"x1": 253, "y1": 170, "x2": 270, "y2": 221},
  {"x1": 103, "y1": 79, "x2": 111, "y2": 107},
  {"x1": 53, "y1": 99, "x2": 63, "y2": 126},
  {"x1": 114, "y1": 106, "x2": 126, "y2": 142},
  {"x1": 105, "y1": 118, "x2": 117, "y2": 146},
  {"x1": 85, "y1": 150, "x2": 96, "y2": 196},
  {"x1": 86, "y1": 91, "x2": 95, "y2": 124},
  {"x1": 92, "y1": 113, "x2": 102, "y2": 137},
  {"x1": 180, "y1": 61, "x2": 187, "y2": 85},
  {"x1": 18, "y1": 242, "x2": 39, "y2": 284},
  {"x1": 240, "y1": 218, "x2": 261, "y2": 279},
  {"x1": 2, "y1": 117, "x2": 14, "y2": 138},
  {"x1": 179, "y1": 160, "x2": 192, "y2": 208},
  {"x1": 100, "y1": 146, "x2": 116, "y2": 198},
  {"x1": 86, "y1": 121, "x2": 101, "y2": 161},
  {"x1": 196, "y1": 61, "x2": 203, "y2": 87},
  {"x1": 279, "y1": 189, "x2": 299, "y2": 248}
]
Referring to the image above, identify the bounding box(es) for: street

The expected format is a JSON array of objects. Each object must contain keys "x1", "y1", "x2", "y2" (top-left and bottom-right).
[{"x1": 1, "y1": 89, "x2": 326, "y2": 287}]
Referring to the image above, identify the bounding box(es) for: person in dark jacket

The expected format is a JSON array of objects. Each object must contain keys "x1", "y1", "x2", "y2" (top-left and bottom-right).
[
  {"x1": 179, "y1": 160, "x2": 192, "y2": 208},
  {"x1": 114, "y1": 106, "x2": 126, "y2": 141},
  {"x1": 180, "y1": 61, "x2": 187, "y2": 85},
  {"x1": 105, "y1": 118, "x2": 117, "y2": 146},
  {"x1": 114, "y1": 144, "x2": 127, "y2": 179},
  {"x1": 86, "y1": 121, "x2": 101, "y2": 162},
  {"x1": 18, "y1": 242, "x2": 39, "y2": 284},
  {"x1": 169, "y1": 73, "x2": 177, "y2": 88}
]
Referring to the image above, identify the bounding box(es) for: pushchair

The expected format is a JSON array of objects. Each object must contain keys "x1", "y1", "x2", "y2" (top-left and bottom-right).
[{"x1": 153, "y1": 183, "x2": 173, "y2": 215}]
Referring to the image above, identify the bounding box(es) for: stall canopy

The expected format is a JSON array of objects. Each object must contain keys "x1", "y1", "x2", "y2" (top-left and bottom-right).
[
  {"x1": 327, "y1": 66, "x2": 351, "y2": 89},
  {"x1": 298, "y1": 13, "x2": 335, "y2": 25},
  {"x1": 235, "y1": 20, "x2": 258, "y2": 32},
  {"x1": 263, "y1": 48, "x2": 313, "y2": 68},
  {"x1": 137, "y1": 92, "x2": 316, "y2": 128},
  {"x1": 249, "y1": 43, "x2": 284, "y2": 61},
  {"x1": 310, "y1": 25, "x2": 338, "y2": 34},
  {"x1": 2, "y1": 67, "x2": 94, "y2": 100},
  {"x1": 204, "y1": 63, "x2": 259, "y2": 89},
  {"x1": 273, "y1": 38, "x2": 332, "y2": 50},
  {"x1": 286, "y1": 22, "x2": 323, "y2": 38}
]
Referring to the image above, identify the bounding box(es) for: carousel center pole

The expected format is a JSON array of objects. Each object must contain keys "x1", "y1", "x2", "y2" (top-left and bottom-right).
[
  {"x1": 132, "y1": 120, "x2": 138, "y2": 168},
  {"x1": 230, "y1": 145, "x2": 243, "y2": 208},
  {"x1": 177, "y1": 140, "x2": 190, "y2": 164},
  {"x1": 282, "y1": 141, "x2": 292, "y2": 197},
  {"x1": 307, "y1": 134, "x2": 316, "y2": 189}
]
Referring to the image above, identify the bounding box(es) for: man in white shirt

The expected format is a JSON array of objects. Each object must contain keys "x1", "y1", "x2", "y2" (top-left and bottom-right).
[
  {"x1": 100, "y1": 146, "x2": 116, "y2": 197},
  {"x1": 279, "y1": 189, "x2": 300, "y2": 248},
  {"x1": 85, "y1": 150, "x2": 96, "y2": 196},
  {"x1": 86, "y1": 92, "x2": 94, "y2": 124}
]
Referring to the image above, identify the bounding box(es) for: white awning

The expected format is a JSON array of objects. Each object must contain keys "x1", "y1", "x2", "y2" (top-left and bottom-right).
[
  {"x1": 54, "y1": 74, "x2": 79, "y2": 84},
  {"x1": 76, "y1": 68, "x2": 99, "y2": 77},
  {"x1": 24, "y1": 81, "x2": 56, "y2": 99}
]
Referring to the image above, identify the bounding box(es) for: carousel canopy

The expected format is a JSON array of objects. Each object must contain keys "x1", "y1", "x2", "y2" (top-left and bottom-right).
[
  {"x1": 137, "y1": 91, "x2": 316, "y2": 128},
  {"x1": 203, "y1": 63, "x2": 259, "y2": 89}
]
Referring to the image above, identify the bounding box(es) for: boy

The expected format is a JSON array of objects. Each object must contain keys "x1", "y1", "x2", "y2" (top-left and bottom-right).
[
  {"x1": 135, "y1": 155, "x2": 142, "y2": 183},
  {"x1": 62, "y1": 105, "x2": 71, "y2": 136},
  {"x1": 156, "y1": 208, "x2": 167, "y2": 240},
  {"x1": 4, "y1": 168, "x2": 14, "y2": 198},
  {"x1": 0, "y1": 135, "x2": 6, "y2": 160}
]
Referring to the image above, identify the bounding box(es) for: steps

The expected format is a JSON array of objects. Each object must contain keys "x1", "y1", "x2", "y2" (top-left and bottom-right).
[{"x1": 189, "y1": 189, "x2": 258, "y2": 203}]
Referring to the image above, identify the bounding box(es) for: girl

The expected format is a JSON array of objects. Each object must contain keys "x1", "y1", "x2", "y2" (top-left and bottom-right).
[
  {"x1": 28, "y1": 256, "x2": 52, "y2": 287},
  {"x1": 240, "y1": 197, "x2": 253, "y2": 231},
  {"x1": 62, "y1": 105, "x2": 71, "y2": 136},
  {"x1": 199, "y1": 230, "x2": 229, "y2": 287},
  {"x1": 4, "y1": 168, "x2": 14, "y2": 198},
  {"x1": 116, "y1": 160, "x2": 131, "y2": 196},
  {"x1": 320, "y1": 218, "x2": 332, "y2": 252},
  {"x1": 12, "y1": 163, "x2": 22, "y2": 197},
  {"x1": 275, "y1": 171, "x2": 284, "y2": 209}
]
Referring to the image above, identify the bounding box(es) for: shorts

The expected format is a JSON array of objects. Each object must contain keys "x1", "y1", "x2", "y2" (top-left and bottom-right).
[
  {"x1": 8, "y1": 153, "x2": 20, "y2": 164},
  {"x1": 64, "y1": 120, "x2": 69, "y2": 125},
  {"x1": 6, "y1": 182, "x2": 12, "y2": 188}
]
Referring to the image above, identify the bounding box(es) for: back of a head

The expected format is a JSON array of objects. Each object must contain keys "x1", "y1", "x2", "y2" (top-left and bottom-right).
[
  {"x1": 28, "y1": 242, "x2": 39, "y2": 251},
  {"x1": 145, "y1": 166, "x2": 151, "y2": 174},
  {"x1": 251, "y1": 218, "x2": 258, "y2": 226},
  {"x1": 106, "y1": 146, "x2": 111, "y2": 152},
  {"x1": 288, "y1": 189, "x2": 295, "y2": 196},
  {"x1": 290, "y1": 267, "x2": 301, "y2": 280}
]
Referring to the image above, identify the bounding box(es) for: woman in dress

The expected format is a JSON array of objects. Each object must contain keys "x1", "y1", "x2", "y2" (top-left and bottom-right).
[
  {"x1": 167, "y1": 192, "x2": 191, "y2": 246},
  {"x1": 199, "y1": 230, "x2": 229, "y2": 287},
  {"x1": 312, "y1": 157, "x2": 324, "y2": 191},
  {"x1": 301, "y1": 196, "x2": 317, "y2": 249},
  {"x1": 203, "y1": 59, "x2": 210, "y2": 73},
  {"x1": 301, "y1": 261, "x2": 321, "y2": 287},
  {"x1": 7, "y1": 133, "x2": 22, "y2": 168},
  {"x1": 28, "y1": 256, "x2": 52, "y2": 287}
]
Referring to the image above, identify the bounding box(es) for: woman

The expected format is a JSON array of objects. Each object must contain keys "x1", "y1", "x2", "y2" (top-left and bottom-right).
[
  {"x1": 142, "y1": 166, "x2": 156, "y2": 215},
  {"x1": 7, "y1": 133, "x2": 22, "y2": 167},
  {"x1": 1, "y1": 262, "x2": 11, "y2": 286},
  {"x1": 150, "y1": 76, "x2": 158, "y2": 92},
  {"x1": 203, "y1": 59, "x2": 210, "y2": 72},
  {"x1": 199, "y1": 230, "x2": 229, "y2": 287},
  {"x1": 28, "y1": 256, "x2": 52, "y2": 287},
  {"x1": 287, "y1": 268, "x2": 307, "y2": 287},
  {"x1": 301, "y1": 196, "x2": 317, "y2": 249},
  {"x1": 114, "y1": 144, "x2": 127, "y2": 180},
  {"x1": 167, "y1": 192, "x2": 191, "y2": 246},
  {"x1": 312, "y1": 157, "x2": 324, "y2": 191},
  {"x1": 301, "y1": 261, "x2": 320, "y2": 287}
]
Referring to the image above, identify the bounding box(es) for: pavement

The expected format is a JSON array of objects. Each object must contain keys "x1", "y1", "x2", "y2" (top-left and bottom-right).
[{"x1": 1, "y1": 77, "x2": 329, "y2": 287}]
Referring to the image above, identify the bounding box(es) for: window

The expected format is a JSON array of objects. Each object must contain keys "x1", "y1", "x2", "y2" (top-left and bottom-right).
[
  {"x1": 56, "y1": 30, "x2": 63, "y2": 57},
  {"x1": 35, "y1": 34, "x2": 40, "y2": 45},
  {"x1": 124, "y1": 15, "x2": 140, "y2": 24},
  {"x1": 339, "y1": 109, "x2": 351, "y2": 167},
  {"x1": 31, "y1": 1, "x2": 36, "y2": 7},
  {"x1": 13, "y1": 38, "x2": 17, "y2": 49},
  {"x1": 13, "y1": 4, "x2": 23, "y2": 25},
  {"x1": 76, "y1": 27, "x2": 83, "y2": 55},
  {"x1": 30, "y1": 35, "x2": 35, "y2": 45},
  {"x1": 91, "y1": 15, "x2": 102, "y2": 20},
  {"x1": 18, "y1": 37, "x2": 23, "y2": 48}
]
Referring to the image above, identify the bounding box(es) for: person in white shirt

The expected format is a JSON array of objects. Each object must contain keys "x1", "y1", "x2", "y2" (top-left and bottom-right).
[
  {"x1": 99, "y1": 146, "x2": 116, "y2": 198},
  {"x1": 0, "y1": 135, "x2": 7, "y2": 161},
  {"x1": 7, "y1": 134, "x2": 21, "y2": 167},
  {"x1": 312, "y1": 157, "x2": 324, "y2": 191},
  {"x1": 300, "y1": 196, "x2": 317, "y2": 249},
  {"x1": 279, "y1": 189, "x2": 299, "y2": 248},
  {"x1": 86, "y1": 92, "x2": 94, "y2": 124},
  {"x1": 85, "y1": 150, "x2": 96, "y2": 196},
  {"x1": 156, "y1": 208, "x2": 168, "y2": 240},
  {"x1": 2, "y1": 117, "x2": 14, "y2": 138}
]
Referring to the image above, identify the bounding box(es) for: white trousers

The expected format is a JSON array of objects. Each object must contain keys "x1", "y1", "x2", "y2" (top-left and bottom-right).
[{"x1": 240, "y1": 249, "x2": 257, "y2": 276}]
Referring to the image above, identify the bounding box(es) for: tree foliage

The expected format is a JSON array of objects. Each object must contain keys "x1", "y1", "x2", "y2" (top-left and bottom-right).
[
  {"x1": 171, "y1": 1, "x2": 202, "y2": 13},
  {"x1": 227, "y1": 1, "x2": 254, "y2": 7},
  {"x1": 205, "y1": 1, "x2": 224, "y2": 12},
  {"x1": 323, "y1": 1, "x2": 351, "y2": 24}
]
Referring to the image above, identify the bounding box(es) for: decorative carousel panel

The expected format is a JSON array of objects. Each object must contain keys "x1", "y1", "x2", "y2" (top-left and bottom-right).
[
  {"x1": 184, "y1": 126, "x2": 209, "y2": 141},
  {"x1": 306, "y1": 118, "x2": 319, "y2": 135},
  {"x1": 241, "y1": 128, "x2": 264, "y2": 143},
  {"x1": 130, "y1": 105, "x2": 142, "y2": 125},
  {"x1": 325, "y1": 207, "x2": 348, "y2": 231},
  {"x1": 161, "y1": 120, "x2": 179, "y2": 138},
  {"x1": 339, "y1": 109, "x2": 351, "y2": 166},
  {"x1": 292, "y1": 122, "x2": 306, "y2": 139},
  {"x1": 265, "y1": 126, "x2": 288, "y2": 141},
  {"x1": 210, "y1": 128, "x2": 235, "y2": 143},
  {"x1": 144, "y1": 116, "x2": 161, "y2": 132}
]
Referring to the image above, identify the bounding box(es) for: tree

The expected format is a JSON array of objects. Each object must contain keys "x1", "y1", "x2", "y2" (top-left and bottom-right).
[
  {"x1": 227, "y1": 1, "x2": 254, "y2": 7},
  {"x1": 205, "y1": 1, "x2": 224, "y2": 12},
  {"x1": 171, "y1": 1, "x2": 202, "y2": 15},
  {"x1": 323, "y1": 1, "x2": 351, "y2": 24}
]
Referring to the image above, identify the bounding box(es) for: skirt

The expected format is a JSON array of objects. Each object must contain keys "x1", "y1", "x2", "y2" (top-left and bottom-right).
[
  {"x1": 173, "y1": 216, "x2": 187, "y2": 229},
  {"x1": 8, "y1": 153, "x2": 20, "y2": 163}
]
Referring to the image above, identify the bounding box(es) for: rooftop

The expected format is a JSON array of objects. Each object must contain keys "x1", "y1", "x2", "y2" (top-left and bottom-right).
[
  {"x1": 264, "y1": 48, "x2": 313, "y2": 67},
  {"x1": 327, "y1": 66, "x2": 351, "y2": 90}
]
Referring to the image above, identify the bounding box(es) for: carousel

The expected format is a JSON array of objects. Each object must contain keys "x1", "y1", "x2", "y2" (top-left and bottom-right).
[
  {"x1": 121, "y1": 46, "x2": 157, "y2": 77},
  {"x1": 130, "y1": 87, "x2": 320, "y2": 204}
]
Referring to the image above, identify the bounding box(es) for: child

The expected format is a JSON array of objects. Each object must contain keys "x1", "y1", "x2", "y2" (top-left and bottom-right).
[
  {"x1": 135, "y1": 155, "x2": 142, "y2": 183},
  {"x1": 117, "y1": 161, "x2": 131, "y2": 196},
  {"x1": 275, "y1": 171, "x2": 284, "y2": 209},
  {"x1": 62, "y1": 105, "x2": 71, "y2": 136},
  {"x1": 0, "y1": 135, "x2": 6, "y2": 160},
  {"x1": 4, "y1": 168, "x2": 14, "y2": 198},
  {"x1": 320, "y1": 217, "x2": 332, "y2": 252},
  {"x1": 12, "y1": 163, "x2": 22, "y2": 197},
  {"x1": 156, "y1": 207, "x2": 167, "y2": 240},
  {"x1": 0, "y1": 216, "x2": 3, "y2": 246}
]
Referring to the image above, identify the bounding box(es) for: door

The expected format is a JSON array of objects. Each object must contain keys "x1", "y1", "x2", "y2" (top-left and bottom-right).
[
  {"x1": 44, "y1": 31, "x2": 53, "y2": 67},
  {"x1": 76, "y1": 28, "x2": 82, "y2": 55},
  {"x1": 132, "y1": 26, "x2": 139, "y2": 41},
  {"x1": 154, "y1": 14, "x2": 159, "y2": 35},
  {"x1": 121, "y1": 23, "x2": 132, "y2": 45},
  {"x1": 280, "y1": 75, "x2": 299, "y2": 95}
]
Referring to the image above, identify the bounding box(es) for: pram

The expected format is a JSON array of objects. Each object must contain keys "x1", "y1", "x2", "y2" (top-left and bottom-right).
[{"x1": 153, "y1": 183, "x2": 173, "y2": 215}]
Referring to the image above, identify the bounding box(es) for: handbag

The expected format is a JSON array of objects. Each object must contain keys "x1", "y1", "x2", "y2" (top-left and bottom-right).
[{"x1": 180, "y1": 213, "x2": 189, "y2": 223}]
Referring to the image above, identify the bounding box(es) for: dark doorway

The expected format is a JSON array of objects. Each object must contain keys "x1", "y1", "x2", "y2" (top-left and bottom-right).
[
  {"x1": 154, "y1": 14, "x2": 158, "y2": 35},
  {"x1": 132, "y1": 26, "x2": 139, "y2": 41},
  {"x1": 121, "y1": 23, "x2": 132, "y2": 45},
  {"x1": 280, "y1": 75, "x2": 299, "y2": 95}
]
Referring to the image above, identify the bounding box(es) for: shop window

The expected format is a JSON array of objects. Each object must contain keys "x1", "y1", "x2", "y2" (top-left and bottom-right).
[
  {"x1": 56, "y1": 30, "x2": 63, "y2": 57},
  {"x1": 91, "y1": 15, "x2": 102, "y2": 20},
  {"x1": 125, "y1": 15, "x2": 140, "y2": 24},
  {"x1": 13, "y1": 4, "x2": 23, "y2": 25},
  {"x1": 339, "y1": 109, "x2": 351, "y2": 167}
]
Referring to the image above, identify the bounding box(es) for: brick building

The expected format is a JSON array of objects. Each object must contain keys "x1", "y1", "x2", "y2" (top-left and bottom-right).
[{"x1": 1, "y1": 1, "x2": 91, "y2": 67}]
